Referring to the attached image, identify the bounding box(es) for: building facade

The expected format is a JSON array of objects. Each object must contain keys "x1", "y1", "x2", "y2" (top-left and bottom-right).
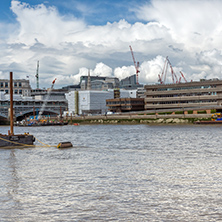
[
  {"x1": 65, "y1": 90, "x2": 114, "y2": 115},
  {"x1": 0, "y1": 79, "x2": 32, "y2": 96},
  {"x1": 106, "y1": 98, "x2": 144, "y2": 113},
  {"x1": 144, "y1": 79, "x2": 222, "y2": 111},
  {"x1": 119, "y1": 74, "x2": 143, "y2": 89},
  {"x1": 80, "y1": 76, "x2": 119, "y2": 90},
  {"x1": 0, "y1": 89, "x2": 68, "y2": 121}
]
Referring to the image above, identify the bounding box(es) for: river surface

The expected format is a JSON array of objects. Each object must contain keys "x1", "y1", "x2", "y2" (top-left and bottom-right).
[{"x1": 0, "y1": 124, "x2": 222, "y2": 221}]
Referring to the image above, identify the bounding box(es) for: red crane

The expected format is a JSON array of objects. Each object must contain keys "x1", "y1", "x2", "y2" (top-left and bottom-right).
[
  {"x1": 158, "y1": 56, "x2": 179, "y2": 84},
  {"x1": 51, "y1": 78, "x2": 57, "y2": 89},
  {"x1": 129, "y1": 45, "x2": 140, "y2": 84},
  {"x1": 158, "y1": 57, "x2": 168, "y2": 84},
  {"x1": 179, "y1": 71, "x2": 187, "y2": 83}
]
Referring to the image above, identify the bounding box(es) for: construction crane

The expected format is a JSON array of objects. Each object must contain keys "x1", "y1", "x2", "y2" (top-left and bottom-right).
[
  {"x1": 35, "y1": 61, "x2": 39, "y2": 89},
  {"x1": 167, "y1": 57, "x2": 178, "y2": 84},
  {"x1": 158, "y1": 57, "x2": 168, "y2": 84},
  {"x1": 129, "y1": 45, "x2": 140, "y2": 84},
  {"x1": 158, "y1": 56, "x2": 179, "y2": 84},
  {"x1": 178, "y1": 71, "x2": 187, "y2": 83},
  {"x1": 51, "y1": 78, "x2": 57, "y2": 89}
]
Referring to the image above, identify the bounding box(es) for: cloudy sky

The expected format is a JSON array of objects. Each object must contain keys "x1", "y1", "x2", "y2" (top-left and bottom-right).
[{"x1": 0, "y1": 0, "x2": 222, "y2": 89}]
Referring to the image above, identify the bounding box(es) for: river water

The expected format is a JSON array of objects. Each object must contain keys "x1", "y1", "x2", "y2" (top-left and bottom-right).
[{"x1": 0, "y1": 124, "x2": 222, "y2": 221}]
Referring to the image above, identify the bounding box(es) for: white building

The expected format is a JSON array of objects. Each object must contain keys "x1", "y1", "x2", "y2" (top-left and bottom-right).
[
  {"x1": 65, "y1": 90, "x2": 113, "y2": 115},
  {"x1": 65, "y1": 89, "x2": 138, "y2": 115}
]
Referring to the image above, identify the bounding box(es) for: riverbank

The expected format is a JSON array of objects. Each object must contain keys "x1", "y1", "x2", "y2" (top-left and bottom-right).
[
  {"x1": 2, "y1": 113, "x2": 214, "y2": 126},
  {"x1": 66, "y1": 113, "x2": 212, "y2": 125}
]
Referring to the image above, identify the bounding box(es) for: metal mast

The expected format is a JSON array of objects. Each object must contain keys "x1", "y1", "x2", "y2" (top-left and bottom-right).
[{"x1": 35, "y1": 61, "x2": 39, "y2": 89}]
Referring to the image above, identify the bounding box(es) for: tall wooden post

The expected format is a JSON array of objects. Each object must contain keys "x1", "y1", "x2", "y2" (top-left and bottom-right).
[
  {"x1": 10, "y1": 72, "x2": 14, "y2": 135},
  {"x1": 71, "y1": 113, "x2": 72, "y2": 124},
  {"x1": 60, "y1": 106, "x2": 62, "y2": 119}
]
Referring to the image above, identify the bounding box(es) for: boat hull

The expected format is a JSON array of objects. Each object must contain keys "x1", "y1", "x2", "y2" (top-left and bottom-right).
[
  {"x1": 18, "y1": 122, "x2": 68, "y2": 127},
  {"x1": 0, "y1": 134, "x2": 35, "y2": 147}
]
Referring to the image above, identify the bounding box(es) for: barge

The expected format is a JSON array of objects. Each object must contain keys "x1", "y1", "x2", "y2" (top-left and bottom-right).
[{"x1": 0, "y1": 72, "x2": 35, "y2": 147}]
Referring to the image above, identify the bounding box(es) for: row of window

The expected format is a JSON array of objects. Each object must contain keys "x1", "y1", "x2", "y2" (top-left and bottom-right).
[
  {"x1": 155, "y1": 85, "x2": 218, "y2": 92},
  {"x1": 107, "y1": 100, "x2": 144, "y2": 105},
  {"x1": 0, "y1": 101, "x2": 67, "y2": 106},
  {"x1": 0, "y1": 82, "x2": 22, "y2": 88},
  {"x1": 1, "y1": 89, "x2": 23, "y2": 94},
  {"x1": 153, "y1": 92, "x2": 217, "y2": 98},
  {"x1": 153, "y1": 100, "x2": 217, "y2": 105}
]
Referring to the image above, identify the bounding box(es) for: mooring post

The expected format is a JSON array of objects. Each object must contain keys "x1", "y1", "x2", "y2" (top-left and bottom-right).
[{"x1": 10, "y1": 72, "x2": 14, "y2": 135}]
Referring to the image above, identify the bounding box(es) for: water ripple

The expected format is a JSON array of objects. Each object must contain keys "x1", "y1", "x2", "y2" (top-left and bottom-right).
[{"x1": 0, "y1": 124, "x2": 222, "y2": 221}]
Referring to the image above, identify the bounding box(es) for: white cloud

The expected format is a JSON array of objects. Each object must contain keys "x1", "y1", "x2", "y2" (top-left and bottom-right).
[
  {"x1": 136, "y1": 0, "x2": 222, "y2": 51},
  {"x1": 92, "y1": 63, "x2": 112, "y2": 77},
  {"x1": 114, "y1": 65, "x2": 135, "y2": 80},
  {"x1": 10, "y1": 0, "x2": 86, "y2": 47}
]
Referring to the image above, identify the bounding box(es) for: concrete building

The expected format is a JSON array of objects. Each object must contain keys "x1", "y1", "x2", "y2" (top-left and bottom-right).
[
  {"x1": 109, "y1": 89, "x2": 138, "y2": 98},
  {"x1": 144, "y1": 79, "x2": 222, "y2": 112},
  {"x1": 80, "y1": 76, "x2": 119, "y2": 90},
  {"x1": 0, "y1": 79, "x2": 31, "y2": 96},
  {"x1": 119, "y1": 74, "x2": 143, "y2": 89}
]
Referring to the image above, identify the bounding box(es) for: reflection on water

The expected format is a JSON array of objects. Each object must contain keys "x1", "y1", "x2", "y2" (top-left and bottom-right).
[{"x1": 0, "y1": 124, "x2": 222, "y2": 221}]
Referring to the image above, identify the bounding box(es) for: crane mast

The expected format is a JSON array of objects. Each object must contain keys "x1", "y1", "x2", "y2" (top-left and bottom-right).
[
  {"x1": 129, "y1": 45, "x2": 140, "y2": 84},
  {"x1": 179, "y1": 71, "x2": 187, "y2": 83},
  {"x1": 158, "y1": 56, "x2": 186, "y2": 84},
  {"x1": 36, "y1": 61, "x2": 39, "y2": 89}
]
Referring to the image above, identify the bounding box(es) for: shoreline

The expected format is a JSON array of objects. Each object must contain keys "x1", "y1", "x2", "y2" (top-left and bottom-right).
[{"x1": 1, "y1": 113, "x2": 216, "y2": 126}]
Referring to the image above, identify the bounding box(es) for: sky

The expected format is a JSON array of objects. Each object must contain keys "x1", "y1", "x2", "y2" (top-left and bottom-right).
[{"x1": 1, "y1": 0, "x2": 222, "y2": 89}]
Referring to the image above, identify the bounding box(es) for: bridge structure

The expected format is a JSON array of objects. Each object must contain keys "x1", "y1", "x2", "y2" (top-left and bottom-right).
[{"x1": 0, "y1": 100, "x2": 67, "y2": 122}]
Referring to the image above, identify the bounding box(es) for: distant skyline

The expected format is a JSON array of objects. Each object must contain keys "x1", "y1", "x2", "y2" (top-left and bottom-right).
[{"x1": 1, "y1": 0, "x2": 222, "y2": 88}]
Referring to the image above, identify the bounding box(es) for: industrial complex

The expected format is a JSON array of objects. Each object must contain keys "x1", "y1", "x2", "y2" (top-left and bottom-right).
[{"x1": 1, "y1": 53, "x2": 222, "y2": 122}]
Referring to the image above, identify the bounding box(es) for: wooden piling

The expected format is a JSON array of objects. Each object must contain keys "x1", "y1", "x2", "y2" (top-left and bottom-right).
[{"x1": 10, "y1": 72, "x2": 14, "y2": 135}]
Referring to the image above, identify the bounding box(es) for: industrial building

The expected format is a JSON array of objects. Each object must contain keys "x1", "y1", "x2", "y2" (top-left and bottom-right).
[{"x1": 144, "y1": 79, "x2": 222, "y2": 112}]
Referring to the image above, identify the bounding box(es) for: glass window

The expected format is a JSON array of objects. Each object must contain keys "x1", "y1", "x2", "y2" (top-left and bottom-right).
[
  {"x1": 5, "y1": 90, "x2": 8, "y2": 94},
  {"x1": 15, "y1": 90, "x2": 18, "y2": 94},
  {"x1": 19, "y1": 90, "x2": 22, "y2": 94},
  {"x1": 19, "y1": 82, "x2": 22, "y2": 87},
  {"x1": 5, "y1": 82, "x2": 8, "y2": 88},
  {"x1": 0, "y1": 82, "x2": 3, "y2": 87},
  {"x1": 14, "y1": 82, "x2": 17, "y2": 87}
]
